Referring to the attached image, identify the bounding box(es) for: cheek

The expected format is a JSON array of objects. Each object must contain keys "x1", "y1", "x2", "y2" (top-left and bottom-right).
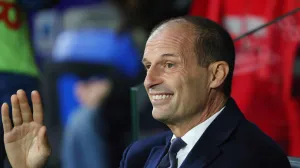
[
  {"x1": 171, "y1": 71, "x2": 188, "y2": 93},
  {"x1": 178, "y1": 78, "x2": 207, "y2": 113},
  {"x1": 184, "y1": 73, "x2": 207, "y2": 98}
]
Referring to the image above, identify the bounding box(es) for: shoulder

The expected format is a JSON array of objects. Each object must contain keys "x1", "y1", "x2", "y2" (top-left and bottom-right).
[
  {"x1": 120, "y1": 131, "x2": 172, "y2": 168},
  {"x1": 226, "y1": 119, "x2": 290, "y2": 167},
  {"x1": 237, "y1": 119, "x2": 285, "y2": 152}
]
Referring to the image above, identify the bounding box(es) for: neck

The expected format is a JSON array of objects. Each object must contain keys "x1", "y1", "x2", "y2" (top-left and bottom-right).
[{"x1": 168, "y1": 92, "x2": 228, "y2": 137}]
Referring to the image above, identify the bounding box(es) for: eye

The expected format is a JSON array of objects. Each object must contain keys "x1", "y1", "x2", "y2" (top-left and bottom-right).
[
  {"x1": 166, "y1": 63, "x2": 175, "y2": 68},
  {"x1": 144, "y1": 64, "x2": 151, "y2": 70}
]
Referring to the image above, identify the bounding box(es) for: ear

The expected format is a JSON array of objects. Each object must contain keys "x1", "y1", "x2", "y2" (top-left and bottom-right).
[{"x1": 208, "y1": 61, "x2": 229, "y2": 89}]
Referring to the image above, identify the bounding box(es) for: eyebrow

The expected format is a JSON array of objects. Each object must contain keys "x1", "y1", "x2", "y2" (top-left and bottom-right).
[
  {"x1": 142, "y1": 53, "x2": 178, "y2": 64},
  {"x1": 161, "y1": 53, "x2": 177, "y2": 57}
]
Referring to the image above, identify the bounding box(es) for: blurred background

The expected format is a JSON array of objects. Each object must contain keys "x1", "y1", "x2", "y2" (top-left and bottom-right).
[{"x1": 0, "y1": 0, "x2": 299, "y2": 167}]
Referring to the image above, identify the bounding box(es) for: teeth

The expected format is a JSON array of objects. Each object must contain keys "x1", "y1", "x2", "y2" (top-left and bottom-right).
[{"x1": 152, "y1": 95, "x2": 173, "y2": 100}]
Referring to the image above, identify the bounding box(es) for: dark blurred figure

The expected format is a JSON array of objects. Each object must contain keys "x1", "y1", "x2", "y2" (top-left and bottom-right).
[
  {"x1": 50, "y1": 1, "x2": 142, "y2": 167},
  {"x1": 54, "y1": 26, "x2": 144, "y2": 168}
]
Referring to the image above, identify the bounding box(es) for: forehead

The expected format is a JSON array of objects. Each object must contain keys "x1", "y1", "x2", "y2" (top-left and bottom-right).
[{"x1": 143, "y1": 22, "x2": 196, "y2": 61}]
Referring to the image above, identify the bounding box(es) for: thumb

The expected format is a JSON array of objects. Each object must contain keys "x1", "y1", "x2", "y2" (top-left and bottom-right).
[
  {"x1": 38, "y1": 126, "x2": 51, "y2": 155},
  {"x1": 38, "y1": 126, "x2": 47, "y2": 142}
]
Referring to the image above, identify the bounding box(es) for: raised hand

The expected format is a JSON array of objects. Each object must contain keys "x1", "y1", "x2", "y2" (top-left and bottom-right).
[{"x1": 1, "y1": 90, "x2": 51, "y2": 168}]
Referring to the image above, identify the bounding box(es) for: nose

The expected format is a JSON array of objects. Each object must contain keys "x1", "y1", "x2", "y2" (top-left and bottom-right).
[{"x1": 144, "y1": 67, "x2": 163, "y2": 89}]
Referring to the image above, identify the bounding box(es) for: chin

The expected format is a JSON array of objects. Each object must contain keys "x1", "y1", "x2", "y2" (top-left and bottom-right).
[{"x1": 152, "y1": 109, "x2": 172, "y2": 123}]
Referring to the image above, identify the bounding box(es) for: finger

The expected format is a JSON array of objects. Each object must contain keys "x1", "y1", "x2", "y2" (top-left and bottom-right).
[
  {"x1": 17, "y1": 89, "x2": 33, "y2": 123},
  {"x1": 31, "y1": 91, "x2": 44, "y2": 124},
  {"x1": 1, "y1": 103, "x2": 12, "y2": 133},
  {"x1": 11, "y1": 94, "x2": 22, "y2": 126}
]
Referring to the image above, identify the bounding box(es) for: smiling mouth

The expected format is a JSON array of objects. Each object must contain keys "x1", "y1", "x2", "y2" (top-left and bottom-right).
[{"x1": 151, "y1": 94, "x2": 173, "y2": 100}]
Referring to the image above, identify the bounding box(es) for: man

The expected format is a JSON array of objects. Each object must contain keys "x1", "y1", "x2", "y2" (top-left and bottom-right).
[
  {"x1": 1, "y1": 16, "x2": 291, "y2": 168},
  {"x1": 61, "y1": 78, "x2": 112, "y2": 168}
]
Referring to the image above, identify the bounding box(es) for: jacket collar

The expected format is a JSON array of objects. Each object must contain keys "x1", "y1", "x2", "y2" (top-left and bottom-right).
[
  {"x1": 180, "y1": 98, "x2": 244, "y2": 167},
  {"x1": 146, "y1": 98, "x2": 244, "y2": 168}
]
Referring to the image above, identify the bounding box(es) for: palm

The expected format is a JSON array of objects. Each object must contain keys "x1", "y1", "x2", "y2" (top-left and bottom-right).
[
  {"x1": 5, "y1": 122, "x2": 45, "y2": 167},
  {"x1": 1, "y1": 90, "x2": 50, "y2": 168}
]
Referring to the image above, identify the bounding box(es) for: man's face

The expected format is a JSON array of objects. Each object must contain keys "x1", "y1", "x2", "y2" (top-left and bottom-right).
[{"x1": 143, "y1": 23, "x2": 210, "y2": 124}]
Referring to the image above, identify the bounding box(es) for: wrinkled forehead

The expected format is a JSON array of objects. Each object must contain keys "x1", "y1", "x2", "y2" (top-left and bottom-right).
[{"x1": 144, "y1": 22, "x2": 196, "y2": 59}]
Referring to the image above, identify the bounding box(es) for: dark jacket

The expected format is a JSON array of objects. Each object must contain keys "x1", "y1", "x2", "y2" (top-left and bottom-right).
[{"x1": 120, "y1": 98, "x2": 291, "y2": 168}]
